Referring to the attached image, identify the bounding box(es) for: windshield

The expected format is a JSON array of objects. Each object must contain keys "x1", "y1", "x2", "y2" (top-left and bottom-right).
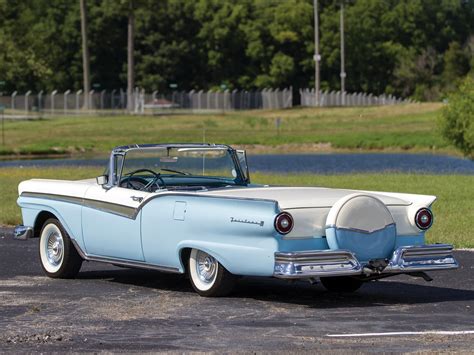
[{"x1": 120, "y1": 147, "x2": 243, "y2": 185}]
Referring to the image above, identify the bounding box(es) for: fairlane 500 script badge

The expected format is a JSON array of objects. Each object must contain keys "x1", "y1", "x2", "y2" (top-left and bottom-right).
[{"x1": 230, "y1": 217, "x2": 264, "y2": 227}]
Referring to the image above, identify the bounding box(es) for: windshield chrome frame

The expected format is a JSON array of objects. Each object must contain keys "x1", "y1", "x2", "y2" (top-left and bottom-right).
[{"x1": 104, "y1": 144, "x2": 249, "y2": 188}]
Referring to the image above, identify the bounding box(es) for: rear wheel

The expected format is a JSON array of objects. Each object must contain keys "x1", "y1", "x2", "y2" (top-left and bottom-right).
[
  {"x1": 320, "y1": 276, "x2": 364, "y2": 293},
  {"x1": 188, "y1": 249, "x2": 236, "y2": 297},
  {"x1": 39, "y1": 218, "x2": 83, "y2": 278}
]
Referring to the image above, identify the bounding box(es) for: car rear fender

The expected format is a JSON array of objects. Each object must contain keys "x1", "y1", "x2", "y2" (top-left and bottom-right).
[{"x1": 176, "y1": 239, "x2": 277, "y2": 277}]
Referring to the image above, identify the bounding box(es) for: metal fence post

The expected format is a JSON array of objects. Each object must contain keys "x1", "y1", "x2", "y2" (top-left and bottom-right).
[
  {"x1": 206, "y1": 90, "x2": 210, "y2": 110},
  {"x1": 187, "y1": 90, "x2": 193, "y2": 110},
  {"x1": 214, "y1": 90, "x2": 219, "y2": 110},
  {"x1": 76, "y1": 90, "x2": 82, "y2": 111},
  {"x1": 140, "y1": 88, "x2": 145, "y2": 114},
  {"x1": 64, "y1": 90, "x2": 71, "y2": 113},
  {"x1": 38, "y1": 91, "x2": 43, "y2": 111},
  {"x1": 111, "y1": 89, "x2": 116, "y2": 109},
  {"x1": 120, "y1": 88, "x2": 125, "y2": 109},
  {"x1": 134, "y1": 87, "x2": 139, "y2": 113},
  {"x1": 197, "y1": 90, "x2": 203, "y2": 110},
  {"x1": 25, "y1": 91, "x2": 31, "y2": 112},
  {"x1": 89, "y1": 90, "x2": 95, "y2": 111},
  {"x1": 223, "y1": 89, "x2": 229, "y2": 112},
  {"x1": 100, "y1": 90, "x2": 106, "y2": 110},
  {"x1": 51, "y1": 90, "x2": 58, "y2": 114},
  {"x1": 11, "y1": 91, "x2": 17, "y2": 110}
]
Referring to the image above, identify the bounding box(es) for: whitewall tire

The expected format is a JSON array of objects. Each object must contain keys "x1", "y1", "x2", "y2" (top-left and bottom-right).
[
  {"x1": 39, "y1": 218, "x2": 83, "y2": 278},
  {"x1": 188, "y1": 249, "x2": 236, "y2": 297}
]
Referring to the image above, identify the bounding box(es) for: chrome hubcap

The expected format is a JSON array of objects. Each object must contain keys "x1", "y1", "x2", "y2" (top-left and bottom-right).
[
  {"x1": 196, "y1": 251, "x2": 217, "y2": 283},
  {"x1": 46, "y1": 232, "x2": 64, "y2": 266}
]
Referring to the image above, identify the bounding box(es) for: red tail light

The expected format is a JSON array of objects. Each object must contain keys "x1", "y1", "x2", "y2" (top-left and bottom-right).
[
  {"x1": 415, "y1": 208, "x2": 433, "y2": 230},
  {"x1": 274, "y1": 212, "x2": 294, "y2": 235}
]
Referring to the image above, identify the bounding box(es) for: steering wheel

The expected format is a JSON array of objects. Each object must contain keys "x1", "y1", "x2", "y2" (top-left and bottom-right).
[{"x1": 120, "y1": 168, "x2": 166, "y2": 192}]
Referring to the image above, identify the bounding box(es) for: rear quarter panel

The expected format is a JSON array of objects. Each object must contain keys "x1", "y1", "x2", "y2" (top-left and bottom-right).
[{"x1": 141, "y1": 194, "x2": 280, "y2": 276}]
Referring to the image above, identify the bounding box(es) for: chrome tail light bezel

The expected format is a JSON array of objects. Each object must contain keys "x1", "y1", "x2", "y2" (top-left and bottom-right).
[
  {"x1": 415, "y1": 208, "x2": 433, "y2": 230},
  {"x1": 274, "y1": 212, "x2": 294, "y2": 235}
]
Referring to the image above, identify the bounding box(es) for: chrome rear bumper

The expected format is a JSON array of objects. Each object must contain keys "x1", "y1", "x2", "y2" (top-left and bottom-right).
[
  {"x1": 273, "y1": 244, "x2": 458, "y2": 279},
  {"x1": 14, "y1": 225, "x2": 33, "y2": 240}
]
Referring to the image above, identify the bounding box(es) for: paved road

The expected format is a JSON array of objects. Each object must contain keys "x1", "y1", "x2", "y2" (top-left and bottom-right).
[{"x1": 0, "y1": 227, "x2": 473, "y2": 353}]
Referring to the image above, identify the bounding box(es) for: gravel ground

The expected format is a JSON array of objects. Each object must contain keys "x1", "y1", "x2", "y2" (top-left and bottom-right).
[{"x1": 0, "y1": 226, "x2": 473, "y2": 353}]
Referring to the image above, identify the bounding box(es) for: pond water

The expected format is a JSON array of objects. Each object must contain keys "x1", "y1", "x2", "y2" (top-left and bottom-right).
[
  {"x1": 0, "y1": 153, "x2": 473, "y2": 175},
  {"x1": 247, "y1": 153, "x2": 474, "y2": 175}
]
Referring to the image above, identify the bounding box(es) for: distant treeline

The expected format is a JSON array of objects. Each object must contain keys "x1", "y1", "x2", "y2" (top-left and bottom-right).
[{"x1": 0, "y1": 0, "x2": 473, "y2": 100}]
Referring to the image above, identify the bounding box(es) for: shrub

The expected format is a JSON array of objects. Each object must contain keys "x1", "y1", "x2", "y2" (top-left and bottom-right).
[{"x1": 440, "y1": 76, "x2": 474, "y2": 159}]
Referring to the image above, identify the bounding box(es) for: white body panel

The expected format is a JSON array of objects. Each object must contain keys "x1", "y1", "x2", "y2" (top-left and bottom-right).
[{"x1": 18, "y1": 180, "x2": 434, "y2": 239}]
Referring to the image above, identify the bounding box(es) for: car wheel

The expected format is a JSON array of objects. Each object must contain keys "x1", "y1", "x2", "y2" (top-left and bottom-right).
[
  {"x1": 320, "y1": 276, "x2": 364, "y2": 293},
  {"x1": 39, "y1": 218, "x2": 83, "y2": 278},
  {"x1": 188, "y1": 249, "x2": 236, "y2": 297}
]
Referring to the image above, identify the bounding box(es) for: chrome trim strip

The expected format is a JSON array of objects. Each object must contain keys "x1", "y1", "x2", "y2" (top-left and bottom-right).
[
  {"x1": 325, "y1": 223, "x2": 395, "y2": 234},
  {"x1": 85, "y1": 199, "x2": 136, "y2": 219},
  {"x1": 70, "y1": 238, "x2": 180, "y2": 274},
  {"x1": 20, "y1": 190, "x2": 279, "y2": 220},
  {"x1": 14, "y1": 225, "x2": 34, "y2": 240},
  {"x1": 281, "y1": 236, "x2": 325, "y2": 240},
  {"x1": 273, "y1": 244, "x2": 459, "y2": 279},
  {"x1": 21, "y1": 192, "x2": 136, "y2": 219}
]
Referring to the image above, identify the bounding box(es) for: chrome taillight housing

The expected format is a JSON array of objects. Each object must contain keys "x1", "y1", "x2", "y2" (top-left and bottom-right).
[
  {"x1": 415, "y1": 208, "x2": 433, "y2": 230},
  {"x1": 274, "y1": 212, "x2": 294, "y2": 235}
]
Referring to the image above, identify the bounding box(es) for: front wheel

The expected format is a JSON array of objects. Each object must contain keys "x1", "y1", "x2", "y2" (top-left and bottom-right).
[
  {"x1": 188, "y1": 249, "x2": 236, "y2": 297},
  {"x1": 320, "y1": 276, "x2": 364, "y2": 293},
  {"x1": 39, "y1": 218, "x2": 83, "y2": 278}
]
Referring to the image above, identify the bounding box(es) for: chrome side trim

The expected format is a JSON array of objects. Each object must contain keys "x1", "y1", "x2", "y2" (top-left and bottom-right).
[
  {"x1": 21, "y1": 192, "x2": 136, "y2": 219},
  {"x1": 70, "y1": 238, "x2": 181, "y2": 274},
  {"x1": 14, "y1": 225, "x2": 34, "y2": 240},
  {"x1": 273, "y1": 244, "x2": 459, "y2": 279},
  {"x1": 20, "y1": 190, "x2": 279, "y2": 220},
  {"x1": 85, "y1": 199, "x2": 136, "y2": 219},
  {"x1": 325, "y1": 223, "x2": 395, "y2": 234},
  {"x1": 274, "y1": 249, "x2": 362, "y2": 279}
]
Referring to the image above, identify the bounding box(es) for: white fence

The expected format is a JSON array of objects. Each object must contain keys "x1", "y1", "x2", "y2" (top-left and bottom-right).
[
  {"x1": 0, "y1": 87, "x2": 412, "y2": 115},
  {"x1": 0, "y1": 88, "x2": 293, "y2": 115},
  {"x1": 300, "y1": 89, "x2": 412, "y2": 107}
]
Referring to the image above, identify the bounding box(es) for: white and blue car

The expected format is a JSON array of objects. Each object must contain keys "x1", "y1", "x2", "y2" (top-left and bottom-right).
[{"x1": 15, "y1": 143, "x2": 458, "y2": 296}]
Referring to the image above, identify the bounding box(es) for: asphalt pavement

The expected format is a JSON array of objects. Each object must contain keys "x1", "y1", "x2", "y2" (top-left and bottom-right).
[{"x1": 0, "y1": 226, "x2": 473, "y2": 353}]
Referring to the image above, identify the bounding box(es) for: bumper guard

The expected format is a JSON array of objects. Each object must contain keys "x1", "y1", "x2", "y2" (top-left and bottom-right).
[
  {"x1": 14, "y1": 225, "x2": 33, "y2": 240},
  {"x1": 274, "y1": 244, "x2": 458, "y2": 279}
]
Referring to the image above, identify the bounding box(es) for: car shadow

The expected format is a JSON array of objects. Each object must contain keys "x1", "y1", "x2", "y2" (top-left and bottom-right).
[{"x1": 76, "y1": 266, "x2": 474, "y2": 308}]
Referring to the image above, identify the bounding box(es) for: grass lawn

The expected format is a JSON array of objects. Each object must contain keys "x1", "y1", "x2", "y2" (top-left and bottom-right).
[
  {"x1": 0, "y1": 103, "x2": 457, "y2": 156},
  {"x1": 1, "y1": 167, "x2": 472, "y2": 248}
]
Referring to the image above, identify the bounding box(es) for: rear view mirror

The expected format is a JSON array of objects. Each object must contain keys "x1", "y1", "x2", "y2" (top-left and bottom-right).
[{"x1": 96, "y1": 175, "x2": 108, "y2": 185}]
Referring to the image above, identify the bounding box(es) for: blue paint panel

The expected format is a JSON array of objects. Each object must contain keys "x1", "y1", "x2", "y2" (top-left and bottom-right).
[
  {"x1": 395, "y1": 234, "x2": 425, "y2": 247},
  {"x1": 20, "y1": 206, "x2": 40, "y2": 228},
  {"x1": 82, "y1": 207, "x2": 144, "y2": 261},
  {"x1": 18, "y1": 197, "x2": 85, "y2": 250},
  {"x1": 17, "y1": 194, "x2": 429, "y2": 277},
  {"x1": 277, "y1": 237, "x2": 329, "y2": 252},
  {"x1": 326, "y1": 224, "x2": 397, "y2": 262},
  {"x1": 141, "y1": 195, "x2": 279, "y2": 276}
]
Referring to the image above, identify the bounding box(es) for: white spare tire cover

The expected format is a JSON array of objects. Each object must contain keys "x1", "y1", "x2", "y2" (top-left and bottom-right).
[{"x1": 325, "y1": 193, "x2": 396, "y2": 262}]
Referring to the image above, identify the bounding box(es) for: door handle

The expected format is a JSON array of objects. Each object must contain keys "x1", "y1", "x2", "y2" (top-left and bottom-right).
[{"x1": 130, "y1": 196, "x2": 143, "y2": 203}]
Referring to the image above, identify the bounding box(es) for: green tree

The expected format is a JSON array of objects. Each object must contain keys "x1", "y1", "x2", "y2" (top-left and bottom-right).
[
  {"x1": 241, "y1": 0, "x2": 313, "y2": 89},
  {"x1": 443, "y1": 41, "x2": 470, "y2": 89},
  {"x1": 440, "y1": 76, "x2": 474, "y2": 159}
]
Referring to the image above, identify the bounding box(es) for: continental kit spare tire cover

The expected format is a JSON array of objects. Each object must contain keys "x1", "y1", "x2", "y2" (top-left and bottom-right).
[{"x1": 325, "y1": 193, "x2": 396, "y2": 262}]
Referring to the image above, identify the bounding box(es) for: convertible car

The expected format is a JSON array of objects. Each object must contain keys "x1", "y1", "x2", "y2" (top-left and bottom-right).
[{"x1": 15, "y1": 143, "x2": 458, "y2": 296}]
